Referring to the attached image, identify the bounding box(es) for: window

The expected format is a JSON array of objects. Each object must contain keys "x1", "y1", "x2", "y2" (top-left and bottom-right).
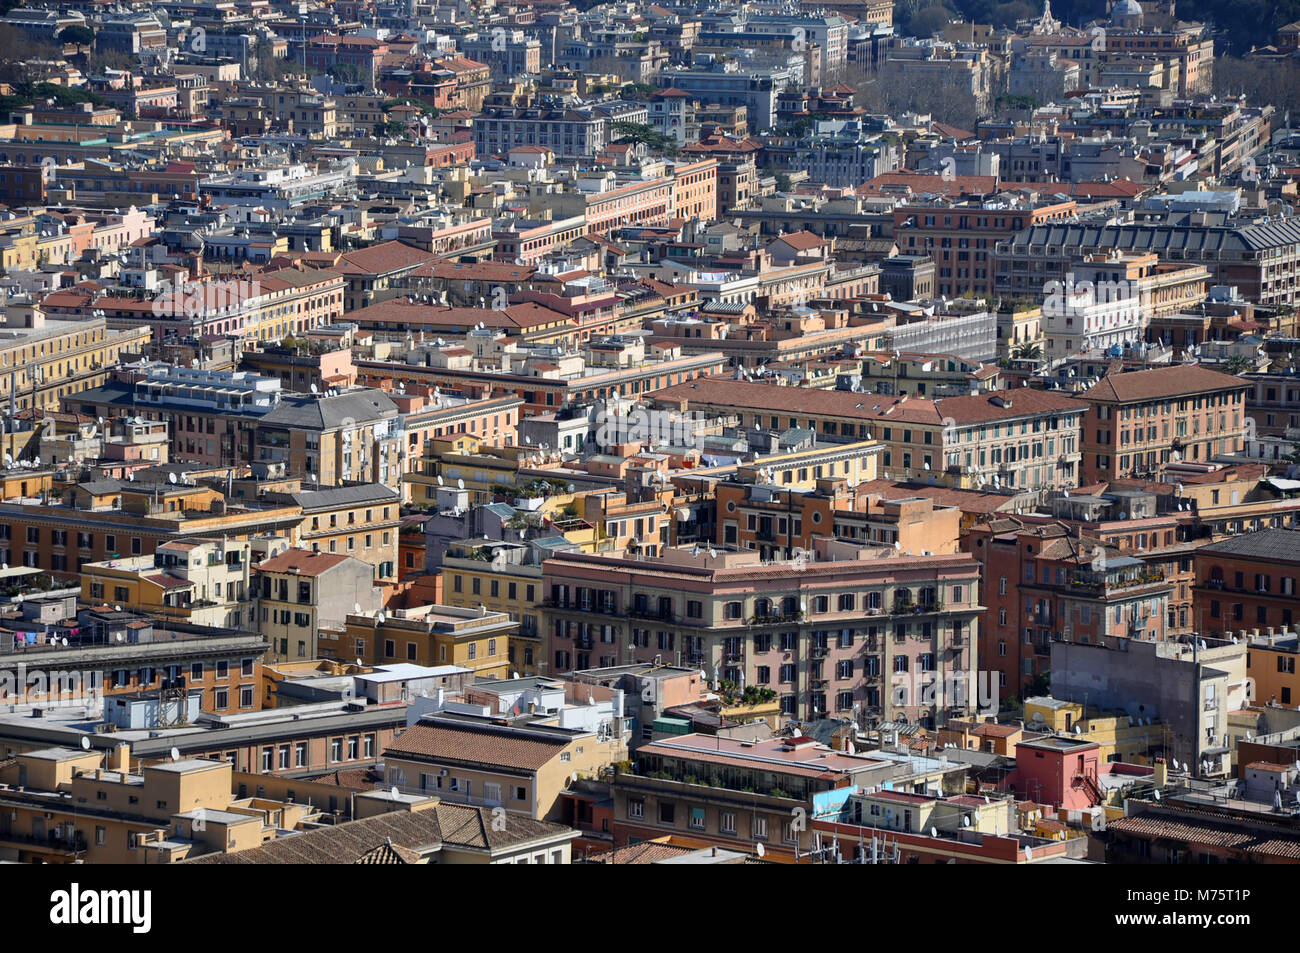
[
  {"x1": 753, "y1": 816, "x2": 768, "y2": 839},
  {"x1": 720, "y1": 811, "x2": 736, "y2": 834},
  {"x1": 689, "y1": 807, "x2": 706, "y2": 830},
  {"x1": 330, "y1": 738, "x2": 343, "y2": 762},
  {"x1": 629, "y1": 798, "x2": 644, "y2": 819},
  {"x1": 295, "y1": 742, "x2": 307, "y2": 767},
  {"x1": 658, "y1": 802, "x2": 675, "y2": 824}
]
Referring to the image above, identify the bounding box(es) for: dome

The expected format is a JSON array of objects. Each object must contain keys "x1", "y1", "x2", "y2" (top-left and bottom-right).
[{"x1": 1112, "y1": 0, "x2": 1143, "y2": 18}]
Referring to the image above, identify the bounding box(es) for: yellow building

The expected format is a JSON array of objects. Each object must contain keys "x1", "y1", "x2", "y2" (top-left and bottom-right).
[
  {"x1": 1024, "y1": 696, "x2": 1169, "y2": 765},
  {"x1": 80, "y1": 538, "x2": 253, "y2": 629},
  {"x1": 343, "y1": 604, "x2": 515, "y2": 679},
  {"x1": 0, "y1": 746, "x2": 312, "y2": 863}
]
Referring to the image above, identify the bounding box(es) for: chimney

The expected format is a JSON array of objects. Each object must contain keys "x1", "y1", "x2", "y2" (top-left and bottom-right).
[
  {"x1": 1152, "y1": 758, "x2": 1168, "y2": 788},
  {"x1": 110, "y1": 742, "x2": 131, "y2": 773}
]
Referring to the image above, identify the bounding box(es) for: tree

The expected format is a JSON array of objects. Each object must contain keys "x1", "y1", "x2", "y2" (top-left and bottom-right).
[
  {"x1": 1222, "y1": 354, "x2": 1253, "y2": 375},
  {"x1": 57, "y1": 25, "x2": 94, "y2": 47},
  {"x1": 610, "y1": 120, "x2": 679, "y2": 157},
  {"x1": 1013, "y1": 342, "x2": 1043, "y2": 360}
]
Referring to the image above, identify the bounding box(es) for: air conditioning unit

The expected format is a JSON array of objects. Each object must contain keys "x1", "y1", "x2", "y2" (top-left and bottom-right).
[{"x1": 439, "y1": 768, "x2": 449, "y2": 776}]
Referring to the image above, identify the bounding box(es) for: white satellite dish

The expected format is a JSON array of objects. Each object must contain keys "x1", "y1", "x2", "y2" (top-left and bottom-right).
[
  {"x1": 390, "y1": 786, "x2": 399, "y2": 799},
  {"x1": 376, "y1": 612, "x2": 386, "y2": 624},
  {"x1": 457, "y1": 478, "x2": 465, "y2": 490},
  {"x1": 114, "y1": 605, "x2": 122, "y2": 612},
  {"x1": 930, "y1": 827, "x2": 938, "y2": 838},
  {"x1": 311, "y1": 383, "x2": 318, "y2": 394},
  {"x1": 168, "y1": 472, "x2": 177, "y2": 484},
  {"x1": 354, "y1": 603, "x2": 361, "y2": 613},
  {"x1": 1153, "y1": 788, "x2": 1161, "y2": 801},
  {"x1": 80, "y1": 736, "x2": 91, "y2": 750},
  {"x1": 755, "y1": 843, "x2": 765, "y2": 858},
  {"x1": 170, "y1": 747, "x2": 180, "y2": 762}
]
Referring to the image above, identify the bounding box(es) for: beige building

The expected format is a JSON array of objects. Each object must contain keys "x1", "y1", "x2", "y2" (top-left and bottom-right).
[{"x1": 385, "y1": 713, "x2": 625, "y2": 822}]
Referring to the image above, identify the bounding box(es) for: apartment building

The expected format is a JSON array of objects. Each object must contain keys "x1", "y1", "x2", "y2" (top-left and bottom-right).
[
  {"x1": 653, "y1": 378, "x2": 1085, "y2": 490},
  {"x1": 965, "y1": 520, "x2": 1173, "y2": 696},
  {"x1": 541, "y1": 538, "x2": 983, "y2": 726},
  {"x1": 1194, "y1": 530, "x2": 1300, "y2": 640},
  {"x1": 254, "y1": 388, "x2": 401, "y2": 490},
  {"x1": 0, "y1": 602, "x2": 266, "y2": 716},
  {"x1": 80, "y1": 538, "x2": 252, "y2": 631},
  {"x1": 344, "y1": 604, "x2": 514, "y2": 678},
  {"x1": 893, "y1": 198, "x2": 1077, "y2": 299},
  {"x1": 0, "y1": 307, "x2": 150, "y2": 416},
  {"x1": 260, "y1": 484, "x2": 401, "y2": 576},
  {"x1": 254, "y1": 549, "x2": 383, "y2": 662},
  {"x1": 608, "y1": 733, "x2": 927, "y2": 862},
  {"x1": 70, "y1": 363, "x2": 281, "y2": 469},
  {"x1": 1079, "y1": 365, "x2": 1250, "y2": 483},
  {"x1": 713, "y1": 477, "x2": 962, "y2": 560},
  {"x1": 994, "y1": 215, "x2": 1300, "y2": 308},
  {"x1": 474, "y1": 106, "x2": 607, "y2": 159},
  {"x1": 385, "y1": 709, "x2": 624, "y2": 822},
  {"x1": 440, "y1": 537, "x2": 578, "y2": 676},
  {"x1": 1039, "y1": 254, "x2": 1209, "y2": 363}
]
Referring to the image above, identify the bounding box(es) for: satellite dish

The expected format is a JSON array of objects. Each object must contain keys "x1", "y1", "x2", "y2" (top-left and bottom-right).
[
  {"x1": 376, "y1": 612, "x2": 386, "y2": 624},
  {"x1": 755, "y1": 843, "x2": 765, "y2": 858},
  {"x1": 168, "y1": 472, "x2": 178, "y2": 484},
  {"x1": 33, "y1": 456, "x2": 40, "y2": 467},
  {"x1": 80, "y1": 736, "x2": 91, "y2": 750},
  {"x1": 114, "y1": 605, "x2": 122, "y2": 613},
  {"x1": 390, "y1": 786, "x2": 399, "y2": 799},
  {"x1": 930, "y1": 827, "x2": 938, "y2": 838},
  {"x1": 354, "y1": 603, "x2": 362, "y2": 614},
  {"x1": 170, "y1": 747, "x2": 180, "y2": 762},
  {"x1": 311, "y1": 383, "x2": 318, "y2": 394},
  {"x1": 1153, "y1": 789, "x2": 1161, "y2": 801},
  {"x1": 457, "y1": 478, "x2": 465, "y2": 490}
]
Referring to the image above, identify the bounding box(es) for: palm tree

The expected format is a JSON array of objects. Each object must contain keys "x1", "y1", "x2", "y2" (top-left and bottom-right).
[
  {"x1": 1012, "y1": 342, "x2": 1043, "y2": 361},
  {"x1": 1222, "y1": 355, "x2": 1252, "y2": 375}
]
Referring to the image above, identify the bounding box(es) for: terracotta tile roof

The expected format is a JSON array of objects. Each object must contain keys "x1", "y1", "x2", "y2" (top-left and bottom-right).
[
  {"x1": 582, "y1": 841, "x2": 699, "y2": 864},
  {"x1": 1082, "y1": 365, "x2": 1248, "y2": 404},
  {"x1": 771, "y1": 230, "x2": 828, "y2": 250},
  {"x1": 354, "y1": 840, "x2": 423, "y2": 863},
  {"x1": 256, "y1": 549, "x2": 353, "y2": 577},
  {"x1": 1108, "y1": 811, "x2": 1300, "y2": 859},
  {"x1": 184, "y1": 803, "x2": 574, "y2": 863},
  {"x1": 934, "y1": 388, "x2": 1087, "y2": 424},
  {"x1": 650, "y1": 377, "x2": 945, "y2": 424},
  {"x1": 338, "y1": 240, "x2": 439, "y2": 276},
  {"x1": 386, "y1": 721, "x2": 569, "y2": 772}
]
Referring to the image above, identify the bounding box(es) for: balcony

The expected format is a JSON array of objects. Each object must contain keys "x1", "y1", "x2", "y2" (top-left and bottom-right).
[
  {"x1": 747, "y1": 611, "x2": 803, "y2": 626},
  {"x1": 892, "y1": 600, "x2": 945, "y2": 615},
  {"x1": 0, "y1": 830, "x2": 88, "y2": 857}
]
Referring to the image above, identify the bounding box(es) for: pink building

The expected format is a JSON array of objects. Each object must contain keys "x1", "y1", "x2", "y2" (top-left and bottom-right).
[{"x1": 1006, "y1": 736, "x2": 1103, "y2": 810}]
